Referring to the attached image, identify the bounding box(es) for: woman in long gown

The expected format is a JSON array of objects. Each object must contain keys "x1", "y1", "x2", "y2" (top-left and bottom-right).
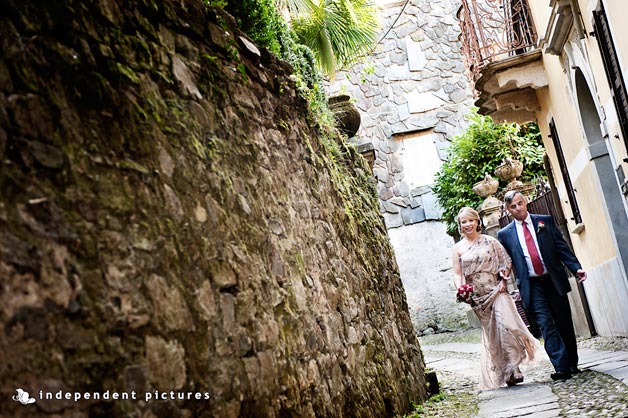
[{"x1": 451, "y1": 207, "x2": 541, "y2": 390}]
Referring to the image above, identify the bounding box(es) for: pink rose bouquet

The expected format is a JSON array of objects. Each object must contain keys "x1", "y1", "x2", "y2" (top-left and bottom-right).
[{"x1": 456, "y1": 283, "x2": 476, "y2": 306}]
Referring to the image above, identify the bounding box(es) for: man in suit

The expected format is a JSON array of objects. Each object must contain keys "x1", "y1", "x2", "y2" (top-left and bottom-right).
[{"x1": 497, "y1": 191, "x2": 587, "y2": 381}]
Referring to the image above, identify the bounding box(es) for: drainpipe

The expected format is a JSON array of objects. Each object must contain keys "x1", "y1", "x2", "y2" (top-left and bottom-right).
[{"x1": 569, "y1": 0, "x2": 586, "y2": 39}]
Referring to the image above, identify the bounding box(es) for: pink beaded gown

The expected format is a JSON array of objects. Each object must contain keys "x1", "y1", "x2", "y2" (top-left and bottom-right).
[{"x1": 459, "y1": 234, "x2": 542, "y2": 390}]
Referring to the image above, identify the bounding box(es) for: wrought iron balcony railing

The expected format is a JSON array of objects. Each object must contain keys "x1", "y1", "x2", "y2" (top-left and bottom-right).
[{"x1": 457, "y1": 0, "x2": 538, "y2": 81}]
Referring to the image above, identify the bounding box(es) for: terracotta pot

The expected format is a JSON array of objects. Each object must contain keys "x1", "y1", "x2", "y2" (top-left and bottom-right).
[{"x1": 328, "y1": 95, "x2": 361, "y2": 138}]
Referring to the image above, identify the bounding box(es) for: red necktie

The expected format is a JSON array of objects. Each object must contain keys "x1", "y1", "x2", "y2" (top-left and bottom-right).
[{"x1": 522, "y1": 221, "x2": 544, "y2": 275}]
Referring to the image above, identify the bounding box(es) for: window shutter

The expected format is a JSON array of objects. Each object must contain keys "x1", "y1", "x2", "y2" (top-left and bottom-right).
[
  {"x1": 593, "y1": 3, "x2": 628, "y2": 153},
  {"x1": 549, "y1": 119, "x2": 582, "y2": 224}
]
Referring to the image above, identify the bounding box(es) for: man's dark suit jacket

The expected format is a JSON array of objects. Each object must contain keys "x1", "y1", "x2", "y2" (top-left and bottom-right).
[{"x1": 497, "y1": 214, "x2": 581, "y2": 309}]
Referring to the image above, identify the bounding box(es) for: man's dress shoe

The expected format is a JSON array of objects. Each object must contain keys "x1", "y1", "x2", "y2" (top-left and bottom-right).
[{"x1": 550, "y1": 371, "x2": 572, "y2": 381}]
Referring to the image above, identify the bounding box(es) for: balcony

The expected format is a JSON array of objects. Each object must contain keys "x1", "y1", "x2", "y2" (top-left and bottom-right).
[{"x1": 457, "y1": 0, "x2": 548, "y2": 123}]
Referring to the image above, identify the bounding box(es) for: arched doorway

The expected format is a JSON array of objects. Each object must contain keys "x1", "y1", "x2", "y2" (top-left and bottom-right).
[
  {"x1": 574, "y1": 68, "x2": 628, "y2": 274},
  {"x1": 574, "y1": 67, "x2": 628, "y2": 335}
]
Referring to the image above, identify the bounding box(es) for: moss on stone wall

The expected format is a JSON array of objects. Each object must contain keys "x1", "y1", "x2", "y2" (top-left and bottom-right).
[{"x1": 0, "y1": 1, "x2": 427, "y2": 417}]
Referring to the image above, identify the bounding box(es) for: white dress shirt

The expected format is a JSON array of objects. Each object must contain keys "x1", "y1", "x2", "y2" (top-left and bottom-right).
[{"x1": 515, "y1": 214, "x2": 547, "y2": 277}]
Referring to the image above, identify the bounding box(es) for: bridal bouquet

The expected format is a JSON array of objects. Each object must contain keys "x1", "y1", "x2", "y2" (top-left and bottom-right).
[{"x1": 456, "y1": 283, "x2": 476, "y2": 306}]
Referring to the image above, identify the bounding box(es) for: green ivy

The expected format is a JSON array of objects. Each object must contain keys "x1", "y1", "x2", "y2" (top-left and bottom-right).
[
  {"x1": 432, "y1": 111, "x2": 546, "y2": 237},
  {"x1": 204, "y1": 0, "x2": 227, "y2": 7},
  {"x1": 204, "y1": 0, "x2": 330, "y2": 126},
  {"x1": 219, "y1": 0, "x2": 284, "y2": 54}
]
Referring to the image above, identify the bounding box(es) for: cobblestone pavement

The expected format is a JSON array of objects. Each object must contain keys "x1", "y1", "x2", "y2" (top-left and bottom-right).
[{"x1": 407, "y1": 329, "x2": 628, "y2": 418}]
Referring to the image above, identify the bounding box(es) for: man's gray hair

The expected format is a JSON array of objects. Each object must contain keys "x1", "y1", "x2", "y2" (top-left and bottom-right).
[{"x1": 503, "y1": 190, "x2": 524, "y2": 205}]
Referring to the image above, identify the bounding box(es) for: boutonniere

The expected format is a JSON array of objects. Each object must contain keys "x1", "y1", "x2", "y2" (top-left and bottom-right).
[{"x1": 537, "y1": 221, "x2": 545, "y2": 233}]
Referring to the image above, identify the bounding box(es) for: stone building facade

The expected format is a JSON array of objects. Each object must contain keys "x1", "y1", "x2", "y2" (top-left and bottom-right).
[
  {"x1": 328, "y1": 0, "x2": 476, "y2": 332},
  {"x1": 456, "y1": 0, "x2": 628, "y2": 336}
]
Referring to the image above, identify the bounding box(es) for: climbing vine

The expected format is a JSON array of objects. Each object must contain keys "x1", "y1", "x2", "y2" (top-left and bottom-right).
[{"x1": 203, "y1": 0, "x2": 328, "y2": 123}]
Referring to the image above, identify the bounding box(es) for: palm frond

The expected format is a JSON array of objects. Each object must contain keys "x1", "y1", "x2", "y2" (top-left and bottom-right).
[
  {"x1": 275, "y1": 0, "x2": 317, "y2": 16},
  {"x1": 285, "y1": 0, "x2": 380, "y2": 75},
  {"x1": 336, "y1": 0, "x2": 358, "y2": 24}
]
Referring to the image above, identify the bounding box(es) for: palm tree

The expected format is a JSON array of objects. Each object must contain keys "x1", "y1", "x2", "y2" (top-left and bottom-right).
[{"x1": 276, "y1": 0, "x2": 380, "y2": 77}]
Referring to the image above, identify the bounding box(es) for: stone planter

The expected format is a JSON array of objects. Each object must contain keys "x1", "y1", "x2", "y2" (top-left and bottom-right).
[
  {"x1": 472, "y1": 174, "x2": 499, "y2": 198},
  {"x1": 494, "y1": 158, "x2": 524, "y2": 183},
  {"x1": 328, "y1": 94, "x2": 361, "y2": 138},
  {"x1": 473, "y1": 173, "x2": 501, "y2": 237}
]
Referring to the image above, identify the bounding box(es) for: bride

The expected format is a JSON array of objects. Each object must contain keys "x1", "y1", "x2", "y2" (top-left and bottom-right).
[{"x1": 451, "y1": 207, "x2": 541, "y2": 390}]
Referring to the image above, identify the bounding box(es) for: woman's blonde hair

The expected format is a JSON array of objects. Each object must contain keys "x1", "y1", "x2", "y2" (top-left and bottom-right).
[{"x1": 456, "y1": 206, "x2": 482, "y2": 233}]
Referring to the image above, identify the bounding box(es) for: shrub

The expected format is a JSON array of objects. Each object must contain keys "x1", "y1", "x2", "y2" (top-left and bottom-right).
[{"x1": 432, "y1": 111, "x2": 546, "y2": 237}]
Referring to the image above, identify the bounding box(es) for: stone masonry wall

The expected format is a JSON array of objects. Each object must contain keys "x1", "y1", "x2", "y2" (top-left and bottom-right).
[
  {"x1": 388, "y1": 222, "x2": 469, "y2": 332},
  {"x1": 329, "y1": 0, "x2": 476, "y2": 332},
  {"x1": 329, "y1": 0, "x2": 474, "y2": 227},
  {"x1": 0, "y1": 1, "x2": 427, "y2": 417}
]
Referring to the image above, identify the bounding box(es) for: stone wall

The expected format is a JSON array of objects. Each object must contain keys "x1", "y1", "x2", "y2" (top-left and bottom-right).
[
  {"x1": 387, "y1": 222, "x2": 469, "y2": 332},
  {"x1": 329, "y1": 0, "x2": 474, "y2": 227},
  {"x1": 0, "y1": 1, "x2": 427, "y2": 417},
  {"x1": 329, "y1": 0, "x2": 476, "y2": 332}
]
